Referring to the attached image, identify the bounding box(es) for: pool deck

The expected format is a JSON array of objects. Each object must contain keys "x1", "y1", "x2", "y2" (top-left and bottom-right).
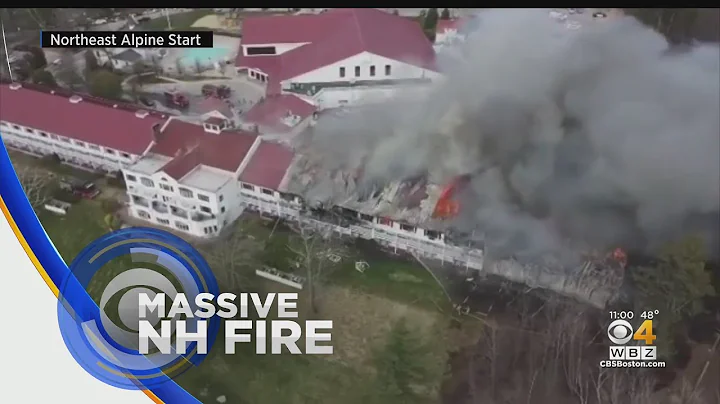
[{"x1": 161, "y1": 34, "x2": 241, "y2": 72}]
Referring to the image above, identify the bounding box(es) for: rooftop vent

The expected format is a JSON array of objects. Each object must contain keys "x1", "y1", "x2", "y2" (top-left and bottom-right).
[
  {"x1": 9, "y1": 83, "x2": 21, "y2": 90},
  {"x1": 69, "y1": 95, "x2": 83, "y2": 104},
  {"x1": 135, "y1": 110, "x2": 149, "y2": 118}
]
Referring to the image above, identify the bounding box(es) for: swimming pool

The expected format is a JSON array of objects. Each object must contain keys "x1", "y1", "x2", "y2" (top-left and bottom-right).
[{"x1": 179, "y1": 47, "x2": 231, "y2": 67}]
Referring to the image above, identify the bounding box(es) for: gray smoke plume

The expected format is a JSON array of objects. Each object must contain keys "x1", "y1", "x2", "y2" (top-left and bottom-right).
[{"x1": 299, "y1": 9, "x2": 720, "y2": 263}]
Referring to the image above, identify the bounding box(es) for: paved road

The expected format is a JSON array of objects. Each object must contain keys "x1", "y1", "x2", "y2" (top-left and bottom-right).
[{"x1": 139, "y1": 77, "x2": 264, "y2": 115}]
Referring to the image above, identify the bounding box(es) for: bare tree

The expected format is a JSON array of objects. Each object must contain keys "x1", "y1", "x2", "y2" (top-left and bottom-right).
[
  {"x1": 670, "y1": 378, "x2": 706, "y2": 404},
  {"x1": 287, "y1": 221, "x2": 347, "y2": 313},
  {"x1": 174, "y1": 58, "x2": 185, "y2": 76},
  {"x1": 198, "y1": 223, "x2": 265, "y2": 293},
  {"x1": 15, "y1": 166, "x2": 52, "y2": 209},
  {"x1": 55, "y1": 51, "x2": 84, "y2": 90},
  {"x1": 150, "y1": 55, "x2": 164, "y2": 75}
]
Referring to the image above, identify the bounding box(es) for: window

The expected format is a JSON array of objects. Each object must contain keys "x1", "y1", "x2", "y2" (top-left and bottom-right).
[
  {"x1": 425, "y1": 230, "x2": 441, "y2": 240},
  {"x1": 198, "y1": 194, "x2": 210, "y2": 202},
  {"x1": 359, "y1": 213, "x2": 373, "y2": 222},
  {"x1": 50, "y1": 134, "x2": 58, "y2": 140},
  {"x1": 261, "y1": 188, "x2": 273, "y2": 196},
  {"x1": 241, "y1": 183, "x2": 254, "y2": 191},
  {"x1": 246, "y1": 46, "x2": 276, "y2": 55},
  {"x1": 159, "y1": 183, "x2": 173, "y2": 192},
  {"x1": 24, "y1": 127, "x2": 33, "y2": 134},
  {"x1": 175, "y1": 222, "x2": 189, "y2": 231},
  {"x1": 137, "y1": 210, "x2": 151, "y2": 219},
  {"x1": 200, "y1": 206, "x2": 211, "y2": 214},
  {"x1": 89, "y1": 144, "x2": 100, "y2": 151},
  {"x1": 40, "y1": 132, "x2": 48, "y2": 138},
  {"x1": 140, "y1": 177, "x2": 154, "y2": 187},
  {"x1": 354, "y1": 66, "x2": 360, "y2": 77},
  {"x1": 162, "y1": 195, "x2": 170, "y2": 202},
  {"x1": 157, "y1": 218, "x2": 170, "y2": 225},
  {"x1": 60, "y1": 137, "x2": 71, "y2": 143},
  {"x1": 213, "y1": 225, "x2": 217, "y2": 232},
  {"x1": 11, "y1": 125, "x2": 20, "y2": 130},
  {"x1": 369, "y1": 65, "x2": 376, "y2": 77},
  {"x1": 0, "y1": 122, "x2": 6, "y2": 127},
  {"x1": 339, "y1": 67, "x2": 345, "y2": 78},
  {"x1": 121, "y1": 153, "x2": 130, "y2": 159},
  {"x1": 379, "y1": 217, "x2": 393, "y2": 226},
  {"x1": 220, "y1": 206, "x2": 226, "y2": 213},
  {"x1": 75, "y1": 141, "x2": 85, "y2": 147},
  {"x1": 126, "y1": 174, "x2": 137, "y2": 182},
  {"x1": 385, "y1": 64, "x2": 391, "y2": 76},
  {"x1": 400, "y1": 224, "x2": 416, "y2": 233},
  {"x1": 178, "y1": 187, "x2": 193, "y2": 198},
  {"x1": 105, "y1": 148, "x2": 115, "y2": 154}
]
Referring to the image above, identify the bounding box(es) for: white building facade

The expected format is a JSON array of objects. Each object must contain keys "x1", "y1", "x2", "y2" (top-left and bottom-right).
[
  {"x1": 2, "y1": 84, "x2": 619, "y2": 308},
  {"x1": 236, "y1": 8, "x2": 442, "y2": 111}
]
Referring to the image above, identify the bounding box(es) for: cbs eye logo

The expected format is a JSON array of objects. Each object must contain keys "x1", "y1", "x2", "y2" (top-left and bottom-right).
[
  {"x1": 607, "y1": 319, "x2": 656, "y2": 345},
  {"x1": 56, "y1": 227, "x2": 220, "y2": 390}
]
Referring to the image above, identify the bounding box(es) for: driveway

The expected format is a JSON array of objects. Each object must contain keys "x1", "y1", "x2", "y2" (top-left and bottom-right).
[{"x1": 138, "y1": 77, "x2": 264, "y2": 115}]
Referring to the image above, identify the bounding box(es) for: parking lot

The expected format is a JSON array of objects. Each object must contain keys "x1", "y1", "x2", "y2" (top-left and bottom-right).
[{"x1": 138, "y1": 77, "x2": 265, "y2": 115}]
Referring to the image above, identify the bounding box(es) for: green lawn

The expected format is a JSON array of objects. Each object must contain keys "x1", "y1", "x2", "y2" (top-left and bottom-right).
[
  {"x1": 138, "y1": 10, "x2": 215, "y2": 31},
  {"x1": 38, "y1": 204, "x2": 454, "y2": 403}
]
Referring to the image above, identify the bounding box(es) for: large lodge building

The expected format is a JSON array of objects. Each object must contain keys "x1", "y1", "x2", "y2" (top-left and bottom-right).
[{"x1": 0, "y1": 9, "x2": 620, "y2": 308}]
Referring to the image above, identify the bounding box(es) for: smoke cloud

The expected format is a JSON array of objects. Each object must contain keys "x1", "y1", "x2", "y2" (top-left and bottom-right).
[{"x1": 299, "y1": 9, "x2": 720, "y2": 263}]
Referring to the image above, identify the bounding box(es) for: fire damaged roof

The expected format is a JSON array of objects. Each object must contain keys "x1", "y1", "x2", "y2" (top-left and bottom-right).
[{"x1": 280, "y1": 154, "x2": 463, "y2": 230}]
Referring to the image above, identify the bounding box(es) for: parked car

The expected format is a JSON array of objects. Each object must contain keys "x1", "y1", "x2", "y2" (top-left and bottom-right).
[
  {"x1": 201, "y1": 84, "x2": 232, "y2": 99},
  {"x1": 58, "y1": 177, "x2": 100, "y2": 199},
  {"x1": 163, "y1": 90, "x2": 190, "y2": 109}
]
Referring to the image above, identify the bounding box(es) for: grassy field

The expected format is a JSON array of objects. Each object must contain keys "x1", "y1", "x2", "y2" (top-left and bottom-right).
[
  {"x1": 33, "y1": 187, "x2": 470, "y2": 403},
  {"x1": 138, "y1": 10, "x2": 215, "y2": 31}
]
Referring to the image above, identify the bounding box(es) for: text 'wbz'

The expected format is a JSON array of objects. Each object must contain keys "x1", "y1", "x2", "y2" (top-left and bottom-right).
[{"x1": 138, "y1": 292, "x2": 332, "y2": 355}]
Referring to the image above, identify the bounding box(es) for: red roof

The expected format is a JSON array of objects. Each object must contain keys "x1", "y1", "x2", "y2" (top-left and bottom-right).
[
  {"x1": 240, "y1": 13, "x2": 346, "y2": 45},
  {"x1": 150, "y1": 119, "x2": 258, "y2": 179},
  {"x1": 196, "y1": 97, "x2": 234, "y2": 119},
  {"x1": 239, "y1": 140, "x2": 295, "y2": 190},
  {"x1": 203, "y1": 116, "x2": 226, "y2": 125},
  {"x1": 243, "y1": 94, "x2": 316, "y2": 133},
  {"x1": 236, "y1": 9, "x2": 437, "y2": 95},
  {"x1": 0, "y1": 83, "x2": 166, "y2": 154}
]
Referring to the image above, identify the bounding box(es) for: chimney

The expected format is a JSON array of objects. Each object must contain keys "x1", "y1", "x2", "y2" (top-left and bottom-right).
[
  {"x1": 9, "y1": 83, "x2": 21, "y2": 90},
  {"x1": 135, "y1": 110, "x2": 149, "y2": 119},
  {"x1": 151, "y1": 123, "x2": 163, "y2": 142},
  {"x1": 69, "y1": 95, "x2": 83, "y2": 104}
]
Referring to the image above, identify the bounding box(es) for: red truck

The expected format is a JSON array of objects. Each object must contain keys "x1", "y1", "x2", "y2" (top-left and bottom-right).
[
  {"x1": 59, "y1": 177, "x2": 100, "y2": 199},
  {"x1": 163, "y1": 90, "x2": 190, "y2": 109},
  {"x1": 201, "y1": 84, "x2": 232, "y2": 99}
]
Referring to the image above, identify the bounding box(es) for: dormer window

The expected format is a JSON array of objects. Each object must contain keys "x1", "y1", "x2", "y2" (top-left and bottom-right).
[{"x1": 203, "y1": 117, "x2": 226, "y2": 134}]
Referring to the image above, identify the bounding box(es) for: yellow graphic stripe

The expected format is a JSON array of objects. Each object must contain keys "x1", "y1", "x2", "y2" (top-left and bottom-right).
[{"x1": 0, "y1": 195, "x2": 164, "y2": 404}]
